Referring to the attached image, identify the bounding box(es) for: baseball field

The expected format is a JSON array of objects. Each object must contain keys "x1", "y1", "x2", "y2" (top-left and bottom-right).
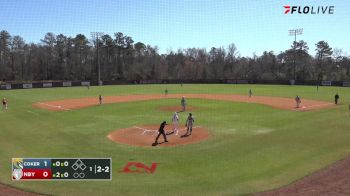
[{"x1": 1, "y1": 84, "x2": 350, "y2": 195}]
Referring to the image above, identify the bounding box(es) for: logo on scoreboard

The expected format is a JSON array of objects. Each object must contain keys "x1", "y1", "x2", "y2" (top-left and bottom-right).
[
  {"x1": 13, "y1": 169, "x2": 23, "y2": 180},
  {"x1": 12, "y1": 158, "x2": 24, "y2": 180}
]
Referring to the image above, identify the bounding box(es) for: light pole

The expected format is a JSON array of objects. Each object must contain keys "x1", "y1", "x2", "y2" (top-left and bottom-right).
[
  {"x1": 91, "y1": 32, "x2": 104, "y2": 85},
  {"x1": 289, "y1": 28, "x2": 303, "y2": 80}
]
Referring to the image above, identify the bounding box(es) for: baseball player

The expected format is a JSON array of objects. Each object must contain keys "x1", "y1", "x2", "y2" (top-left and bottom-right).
[
  {"x1": 99, "y1": 95, "x2": 103, "y2": 105},
  {"x1": 181, "y1": 96, "x2": 186, "y2": 111},
  {"x1": 185, "y1": 113, "x2": 195, "y2": 136},
  {"x1": 2, "y1": 97, "x2": 8, "y2": 110},
  {"x1": 154, "y1": 121, "x2": 168, "y2": 145},
  {"x1": 170, "y1": 112, "x2": 180, "y2": 135},
  {"x1": 335, "y1": 93, "x2": 340, "y2": 105},
  {"x1": 165, "y1": 88, "x2": 168, "y2": 96},
  {"x1": 295, "y1": 95, "x2": 301, "y2": 108},
  {"x1": 248, "y1": 89, "x2": 253, "y2": 98}
]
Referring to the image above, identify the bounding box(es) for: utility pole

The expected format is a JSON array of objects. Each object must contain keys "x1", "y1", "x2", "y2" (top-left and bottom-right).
[
  {"x1": 91, "y1": 32, "x2": 104, "y2": 85},
  {"x1": 288, "y1": 28, "x2": 303, "y2": 80}
]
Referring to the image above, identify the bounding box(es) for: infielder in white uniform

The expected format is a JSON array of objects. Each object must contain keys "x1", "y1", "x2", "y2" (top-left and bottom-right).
[{"x1": 171, "y1": 112, "x2": 179, "y2": 135}]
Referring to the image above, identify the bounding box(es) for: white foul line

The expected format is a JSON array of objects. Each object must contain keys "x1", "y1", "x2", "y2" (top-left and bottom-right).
[
  {"x1": 291, "y1": 103, "x2": 334, "y2": 111},
  {"x1": 135, "y1": 125, "x2": 202, "y2": 135},
  {"x1": 305, "y1": 103, "x2": 334, "y2": 108},
  {"x1": 37, "y1": 102, "x2": 71, "y2": 111},
  {"x1": 134, "y1": 126, "x2": 158, "y2": 135}
]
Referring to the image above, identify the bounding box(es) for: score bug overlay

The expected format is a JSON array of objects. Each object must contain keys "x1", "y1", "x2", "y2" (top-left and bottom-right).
[{"x1": 12, "y1": 158, "x2": 112, "y2": 181}]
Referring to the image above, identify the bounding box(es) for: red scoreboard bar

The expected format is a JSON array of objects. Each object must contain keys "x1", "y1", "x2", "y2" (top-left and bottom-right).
[{"x1": 20, "y1": 169, "x2": 52, "y2": 180}]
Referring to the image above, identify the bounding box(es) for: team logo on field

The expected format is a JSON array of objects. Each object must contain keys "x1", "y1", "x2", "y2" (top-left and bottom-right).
[{"x1": 119, "y1": 162, "x2": 159, "y2": 174}]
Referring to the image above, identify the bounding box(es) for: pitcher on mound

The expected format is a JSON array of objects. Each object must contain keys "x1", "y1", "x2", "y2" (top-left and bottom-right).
[{"x1": 181, "y1": 96, "x2": 186, "y2": 111}]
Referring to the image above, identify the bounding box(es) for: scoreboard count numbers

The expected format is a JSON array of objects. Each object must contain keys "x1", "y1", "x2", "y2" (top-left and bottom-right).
[{"x1": 12, "y1": 158, "x2": 111, "y2": 181}]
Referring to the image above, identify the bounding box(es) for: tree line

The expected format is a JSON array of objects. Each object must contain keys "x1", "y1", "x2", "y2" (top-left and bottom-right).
[{"x1": 0, "y1": 30, "x2": 349, "y2": 82}]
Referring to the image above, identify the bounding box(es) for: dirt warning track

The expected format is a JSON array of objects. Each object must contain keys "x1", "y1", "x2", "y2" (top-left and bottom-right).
[
  {"x1": 0, "y1": 183, "x2": 43, "y2": 196},
  {"x1": 33, "y1": 94, "x2": 335, "y2": 112}
]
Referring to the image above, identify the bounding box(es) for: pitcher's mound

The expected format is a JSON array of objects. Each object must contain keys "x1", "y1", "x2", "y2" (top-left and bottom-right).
[{"x1": 107, "y1": 125, "x2": 210, "y2": 147}]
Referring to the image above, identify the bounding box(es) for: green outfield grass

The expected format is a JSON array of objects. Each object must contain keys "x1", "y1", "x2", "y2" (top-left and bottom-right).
[{"x1": 0, "y1": 84, "x2": 350, "y2": 196}]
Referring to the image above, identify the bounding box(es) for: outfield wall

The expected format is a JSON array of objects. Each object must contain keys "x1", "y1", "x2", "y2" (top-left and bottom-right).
[{"x1": 0, "y1": 79, "x2": 349, "y2": 90}]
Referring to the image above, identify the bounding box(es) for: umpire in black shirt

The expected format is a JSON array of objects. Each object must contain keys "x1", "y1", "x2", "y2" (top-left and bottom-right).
[{"x1": 154, "y1": 121, "x2": 168, "y2": 145}]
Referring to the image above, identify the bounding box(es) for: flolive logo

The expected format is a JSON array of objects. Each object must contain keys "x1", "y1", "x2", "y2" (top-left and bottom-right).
[{"x1": 284, "y1": 5, "x2": 335, "y2": 15}]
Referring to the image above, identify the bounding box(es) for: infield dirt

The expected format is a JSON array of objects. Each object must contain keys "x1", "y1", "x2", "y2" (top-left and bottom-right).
[
  {"x1": 107, "y1": 125, "x2": 209, "y2": 147},
  {"x1": 33, "y1": 94, "x2": 335, "y2": 112}
]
